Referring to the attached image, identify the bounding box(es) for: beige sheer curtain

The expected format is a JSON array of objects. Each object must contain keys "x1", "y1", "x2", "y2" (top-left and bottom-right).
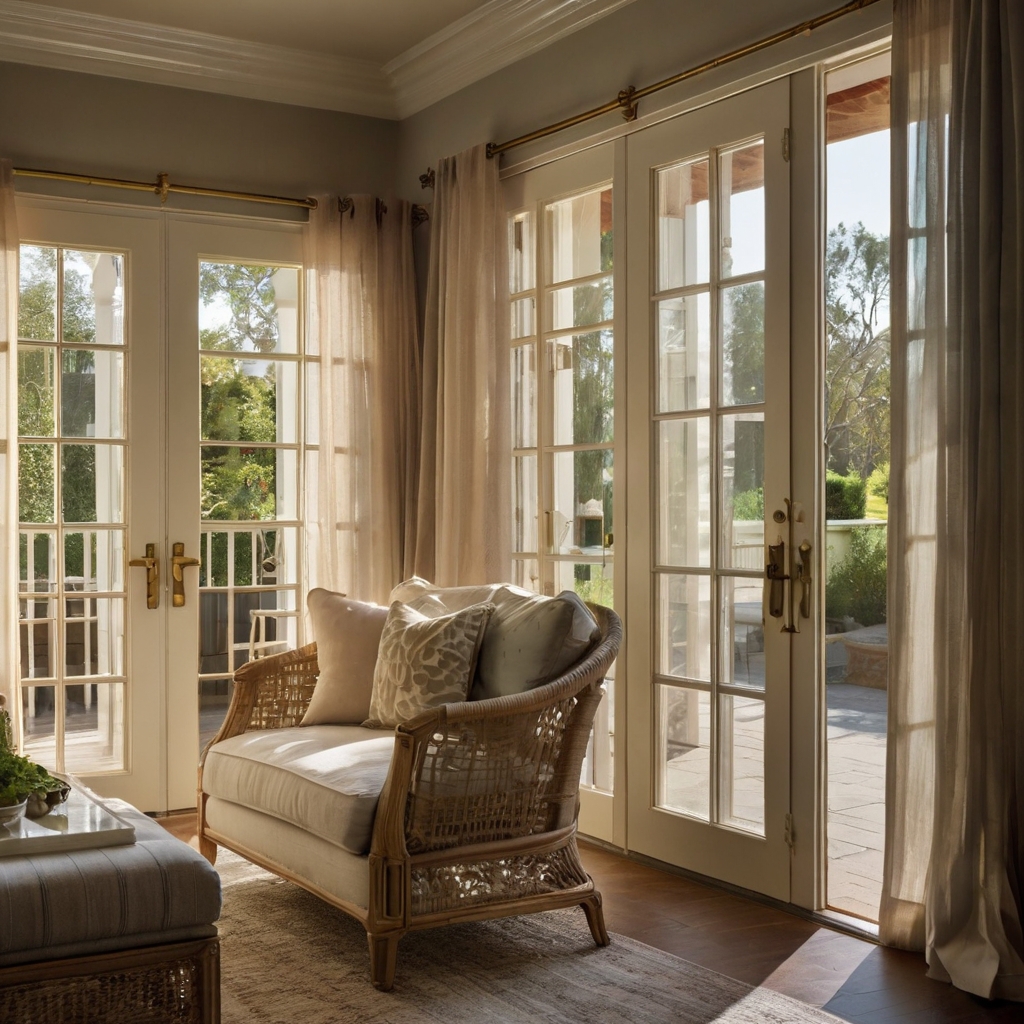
[
  {"x1": 0, "y1": 162, "x2": 18, "y2": 733},
  {"x1": 414, "y1": 144, "x2": 510, "y2": 586},
  {"x1": 884, "y1": 0, "x2": 1024, "y2": 1000},
  {"x1": 305, "y1": 194, "x2": 420, "y2": 606}
]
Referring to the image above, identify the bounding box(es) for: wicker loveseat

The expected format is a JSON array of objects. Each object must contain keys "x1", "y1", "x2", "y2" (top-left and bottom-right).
[{"x1": 196, "y1": 597, "x2": 621, "y2": 991}]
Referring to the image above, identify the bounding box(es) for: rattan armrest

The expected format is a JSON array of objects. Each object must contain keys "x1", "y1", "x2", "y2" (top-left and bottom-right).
[{"x1": 199, "y1": 643, "x2": 320, "y2": 763}]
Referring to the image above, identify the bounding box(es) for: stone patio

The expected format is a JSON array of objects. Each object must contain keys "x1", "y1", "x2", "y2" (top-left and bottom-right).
[{"x1": 827, "y1": 682, "x2": 887, "y2": 921}]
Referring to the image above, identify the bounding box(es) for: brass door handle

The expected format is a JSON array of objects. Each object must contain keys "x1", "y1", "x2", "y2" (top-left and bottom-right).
[
  {"x1": 170, "y1": 542, "x2": 200, "y2": 608},
  {"x1": 129, "y1": 543, "x2": 160, "y2": 609}
]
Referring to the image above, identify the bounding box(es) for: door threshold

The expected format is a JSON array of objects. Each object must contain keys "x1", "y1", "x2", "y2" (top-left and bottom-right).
[{"x1": 578, "y1": 836, "x2": 882, "y2": 944}]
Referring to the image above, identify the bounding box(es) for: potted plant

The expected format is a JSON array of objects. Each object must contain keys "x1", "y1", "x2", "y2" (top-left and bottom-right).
[{"x1": 0, "y1": 696, "x2": 67, "y2": 824}]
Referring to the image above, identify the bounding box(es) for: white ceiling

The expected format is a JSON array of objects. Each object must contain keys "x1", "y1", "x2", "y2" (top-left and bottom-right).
[
  {"x1": 32, "y1": 0, "x2": 489, "y2": 64},
  {"x1": 0, "y1": 0, "x2": 640, "y2": 118}
]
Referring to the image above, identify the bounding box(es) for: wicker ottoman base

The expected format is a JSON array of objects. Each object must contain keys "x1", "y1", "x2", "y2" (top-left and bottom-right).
[{"x1": 0, "y1": 937, "x2": 219, "y2": 1024}]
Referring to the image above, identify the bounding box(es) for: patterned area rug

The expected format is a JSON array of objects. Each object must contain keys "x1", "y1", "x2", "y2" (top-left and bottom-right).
[{"x1": 215, "y1": 851, "x2": 845, "y2": 1024}]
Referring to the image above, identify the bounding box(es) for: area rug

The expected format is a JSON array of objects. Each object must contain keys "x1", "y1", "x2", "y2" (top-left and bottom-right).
[{"x1": 215, "y1": 851, "x2": 845, "y2": 1024}]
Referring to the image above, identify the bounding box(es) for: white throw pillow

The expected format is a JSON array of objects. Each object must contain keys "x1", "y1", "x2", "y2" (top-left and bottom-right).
[
  {"x1": 301, "y1": 590, "x2": 388, "y2": 726},
  {"x1": 363, "y1": 601, "x2": 494, "y2": 729}
]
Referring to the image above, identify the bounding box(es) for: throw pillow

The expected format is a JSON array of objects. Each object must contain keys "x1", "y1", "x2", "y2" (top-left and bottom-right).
[
  {"x1": 363, "y1": 601, "x2": 494, "y2": 729},
  {"x1": 301, "y1": 590, "x2": 388, "y2": 726},
  {"x1": 471, "y1": 590, "x2": 602, "y2": 701}
]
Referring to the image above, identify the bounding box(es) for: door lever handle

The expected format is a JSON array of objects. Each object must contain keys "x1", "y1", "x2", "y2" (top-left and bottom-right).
[
  {"x1": 129, "y1": 543, "x2": 160, "y2": 609},
  {"x1": 170, "y1": 542, "x2": 200, "y2": 608}
]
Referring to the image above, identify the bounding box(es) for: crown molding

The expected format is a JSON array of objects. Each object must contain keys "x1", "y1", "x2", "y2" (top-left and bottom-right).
[
  {"x1": 0, "y1": 0, "x2": 396, "y2": 118},
  {"x1": 384, "y1": 0, "x2": 639, "y2": 118},
  {"x1": 0, "y1": 0, "x2": 638, "y2": 121}
]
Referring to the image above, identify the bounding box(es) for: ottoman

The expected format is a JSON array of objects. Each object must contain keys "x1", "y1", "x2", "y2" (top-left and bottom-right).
[{"x1": 0, "y1": 799, "x2": 222, "y2": 1023}]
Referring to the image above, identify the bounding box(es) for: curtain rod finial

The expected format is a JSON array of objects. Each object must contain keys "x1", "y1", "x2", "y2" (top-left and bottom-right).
[{"x1": 419, "y1": 168, "x2": 435, "y2": 189}]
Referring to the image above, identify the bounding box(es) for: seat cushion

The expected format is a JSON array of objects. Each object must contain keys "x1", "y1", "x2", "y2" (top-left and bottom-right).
[
  {"x1": 202, "y1": 726, "x2": 394, "y2": 855},
  {"x1": 0, "y1": 798, "x2": 221, "y2": 966},
  {"x1": 301, "y1": 590, "x2": 388, "y2": 726}
]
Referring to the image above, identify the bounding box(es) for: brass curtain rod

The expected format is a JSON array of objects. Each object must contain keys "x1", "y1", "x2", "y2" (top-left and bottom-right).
[
  {"x1": 487, "y1": 0, "x2": 886, "y2": 158},
  {"x1": 13, "y1": 168, "x2": 318, "y2": 210}
]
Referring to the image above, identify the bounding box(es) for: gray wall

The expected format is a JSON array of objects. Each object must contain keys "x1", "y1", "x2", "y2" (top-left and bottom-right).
[
  {"x1": 396, "y1": 0, "x2": 892, "y2": 198},
  {"x1": 1, "y1": 61, "x2": 398, "y2": 209}
]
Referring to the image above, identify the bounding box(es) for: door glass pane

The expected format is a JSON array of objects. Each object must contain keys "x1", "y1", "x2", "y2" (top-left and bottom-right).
[
  {"x1": 657, "y1": 418, "x2": 710, "y2": 567},
  {"x1": 549, "y1": 279, "x2": 613, "y2": 331},
  {"x1": 657, "y1": 573, "x2": 712, "y2": 681},
  {"x1": 65, "y1": 683, "x2": 125, "y2": 773},
  {"x1": 200, "y1": 446, "x2": 297, "y2": 521},
  {"x1": 64, "y1": 529, "x2": 125, "y2": 592},
  {"x1": 199, "y1": 263, "x2": 299, "y2": 354},
  {"x1": 721, "y1": 577, "x2": 765, "y2": 690},
  {"x1": 658, "y1": 159, "x2": 710, "y2": 290},
  {"x1": 554, "y1": 560, "x2": 614, "y2": 607},
  {"x1": 551, "y1": 330, "x2": 613, "y2": 445},
  {"x1": 18, "y1": 246, "x2": 57, "y2": 341},
  {"x1": 62, "y1": 349, "x2": 124, "y2": 438},
  {"x1": 547, "y1": 188, "x2": 612, "y2": 283},
  {"x1": 19, "y1": 443, "x2": 55, "y2": 522},
  {"x1": 721, "y1": 282, "x2": 765, "y2": 406},
  {"x1": 658, "y1": 293, "x2": 710, "y2": 413},
  {"x1": 552, "y1": 449, "x2": 613, "y2": 554},
  {"x1": 511, "y1": 297, "x2": 535, "y2": 339},
  {"x1": 201, "y1": 357, "x2": 295, "y2": 445},
  {"x1": 18, "y1": 346, "x2": 56, "y2": 435},
  {"x1": 200, "y1": 679, "x2": 233, "y2": 754},
  {"x1": 512, "y1": 455, "x2": 538, "y2": 553},
  {"x1": 509, "y1": 211, "x2": 535, "y2": 293},
  {"x1": 511, "y1": 344, "x2": 537, "y2": 449},
  {"x1": 20, "y1": 686, "x2": 56, "y2": 766},
  {"x1": 20, "y1": 598, "x2": 55, "y2": 680},
  {"x1": 657, "y1": 684, "x2": 710, "y2": 819},
  {"x1": 62, "y1": 444, "x2": 124, "y2": 523},
  {"x1": 720, "y1": 142, "x2": 765, "y2": 278},
  {"x1": 721, "y1": 412, "x2": 764, "y2": 567},
  {"x1": 64, "y1": 597, "x2": 124, "y2": 677},
  {"x1": 719, "y1": 694, "x2": 765, "y2": 834},
  {"x1": 20, "y1": 530, "x2": 58, "y2": 593},
  {"x1": 63, "y1": 251, "x2": 124, "y2": 346}
]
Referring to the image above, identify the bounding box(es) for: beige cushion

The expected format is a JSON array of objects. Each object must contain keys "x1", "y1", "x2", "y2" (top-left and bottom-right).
[
  {"x1": 301, "y1": 590, "x2": 388, "y2": 726},
  {"x1": 202, "y1": 725, "x2": 394, "y2": 855},
  {"x1": 363, "y1": 601, "x2": 493, "y2": 729},
  {"x1": 388, "y1": 579, "x2": 601, "y2": 701}
]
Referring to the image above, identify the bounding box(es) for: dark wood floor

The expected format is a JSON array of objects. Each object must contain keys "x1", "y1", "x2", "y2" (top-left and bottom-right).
[{"x1": 160, "y1": 814, "x2": 1019, "y2": 1023}]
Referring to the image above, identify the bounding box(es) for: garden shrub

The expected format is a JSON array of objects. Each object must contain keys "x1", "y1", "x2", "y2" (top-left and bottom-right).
[
  {"x1": 825, "y1": 471, "x2": 866, "y2": 520},
  {"x1": 868, "y1": 462, "x2": 889, "y2": 503},
  {"x1": 732, "y1": 487, "x2": 764, "y2": 521},
  {"x1": 826, "y1": 527, "x2": 887, "y2": 626}
]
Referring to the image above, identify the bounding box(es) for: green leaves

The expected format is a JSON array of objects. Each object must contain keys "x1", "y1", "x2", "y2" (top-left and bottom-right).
[{"x1": 0, "y1": 747, "x2": 60, "y2": 807}]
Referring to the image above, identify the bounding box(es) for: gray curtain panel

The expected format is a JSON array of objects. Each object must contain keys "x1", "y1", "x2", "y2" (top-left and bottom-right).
[{"x1": 885, "y1": 0, "x2": 1024, "y2": 1000}]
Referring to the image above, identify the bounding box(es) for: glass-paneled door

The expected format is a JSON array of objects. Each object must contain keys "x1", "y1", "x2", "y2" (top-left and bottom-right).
[
  {"x1": 505, "y1": 144, "x2": 623, "y2": 845},
  {"x1": 15, "y1": 201, "x2": 165, "y2": 810},
  {"x1": 625, "y1": 79, "x2": 794, "y2": 898},
  {"x1": 165, "y1": 218, "x2": 304, "y2": 811}
]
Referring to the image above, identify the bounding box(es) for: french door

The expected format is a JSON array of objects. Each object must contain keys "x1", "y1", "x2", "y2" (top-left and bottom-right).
[
  {"x1": 624, "y1": 79, "x2": 797, "y2": 899},
  {"x1": 15, "y1": 199, "x2": 305, "y2": 813}
]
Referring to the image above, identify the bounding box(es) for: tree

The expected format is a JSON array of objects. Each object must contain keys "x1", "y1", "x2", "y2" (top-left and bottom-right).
[{"x1": 825, "y1": 223, "x2": 890, "y2": 478}]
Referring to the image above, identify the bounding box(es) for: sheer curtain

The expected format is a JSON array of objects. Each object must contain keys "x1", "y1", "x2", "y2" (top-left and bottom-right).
[
  {"x1": 305, "y1": 194, "x2": 421, "y2": 606},
  {"x1": 414, "y1": 144, "x2": 510, "y2": 586},
  {"x1": 0, "y1": 162, "x2": 18, "y2": 733},
  {"x1": 884, "y1": 0, "x2": 1024, "y2": 1000}
]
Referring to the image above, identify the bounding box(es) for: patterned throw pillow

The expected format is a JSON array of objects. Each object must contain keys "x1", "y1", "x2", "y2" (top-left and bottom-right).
[{"x1": 363, "y1": 601, "x2": 494, "y2": 729}]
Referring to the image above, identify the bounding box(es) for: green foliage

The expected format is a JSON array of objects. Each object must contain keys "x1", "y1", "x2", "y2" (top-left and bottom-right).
[
  {"x1": 826, "y1": 527, "x2": 887, "y2": 626},
  {"x1": 724, "y1": 282, "x2": 765, "y2": 405},
  {"x1": 573, "y1": 564, "x2": 614, "y2": 608},
  {"x1": 199, "y1": 264, "x2": 282, "y2": 353},
  {"x1": 732, "y1": 487, "x2": 764, "y2": 521},
  {"x1": 826, "y1": 223, "x2": 890, "y2": 479},
  {"x1": 0, "y1": 709, "x2": 60, "y2": 806},
  {"x1": 867, "y1": 462, "x2": 889, "y2": 503},
  {"x1": 825, "y1": 471, "x2": 866, "y2": 520}
]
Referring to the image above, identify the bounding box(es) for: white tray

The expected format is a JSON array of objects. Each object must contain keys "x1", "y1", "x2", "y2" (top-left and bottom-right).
[{"x1": 0, "y1": 778, "x2": 136, "y2": 857}]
